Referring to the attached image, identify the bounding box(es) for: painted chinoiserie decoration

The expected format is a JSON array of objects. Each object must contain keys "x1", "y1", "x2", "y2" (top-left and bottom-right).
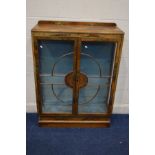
[{"x1": 31, "y1": 20, "x2": 124, "y2": 127}]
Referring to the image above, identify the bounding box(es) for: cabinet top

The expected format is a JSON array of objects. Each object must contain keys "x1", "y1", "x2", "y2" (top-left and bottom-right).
[{"x1": 31, "y1": 20, "x2": 124, "y2": 35}]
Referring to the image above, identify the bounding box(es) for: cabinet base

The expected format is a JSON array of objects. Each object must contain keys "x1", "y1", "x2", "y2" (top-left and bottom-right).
[{"x1": 38, "y1": 119, "x2": 110, "y2": 127}]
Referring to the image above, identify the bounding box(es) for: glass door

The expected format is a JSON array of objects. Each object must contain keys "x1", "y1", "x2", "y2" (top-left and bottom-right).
[
  {"x1": 78, "y1": 41, "x2": 116, "y2": 113},
  {"x1": 38, "y1": 40, "x2": 75, "y2": 113},
  {"x1": 37, "y1": 39, "x2": 116, "y2": 114}
]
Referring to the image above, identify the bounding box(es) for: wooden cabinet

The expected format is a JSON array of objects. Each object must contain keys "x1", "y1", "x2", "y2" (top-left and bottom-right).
[{"x1": 31, "y1": 21, "x2": 124, "y2": 127}]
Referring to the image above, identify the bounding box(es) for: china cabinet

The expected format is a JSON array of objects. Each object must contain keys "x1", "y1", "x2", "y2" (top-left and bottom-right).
[{"x1": 31, "y1": 20, "x2": 124, "y2": 127}]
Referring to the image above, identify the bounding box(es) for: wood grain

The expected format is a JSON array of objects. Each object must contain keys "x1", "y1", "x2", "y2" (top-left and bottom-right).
[{"x1": 32, "y1": 20, "x2": 124, "y2": 35}]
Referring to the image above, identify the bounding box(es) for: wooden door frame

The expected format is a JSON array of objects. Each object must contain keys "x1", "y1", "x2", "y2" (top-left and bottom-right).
[{"x1": 32, "y1": 36, "x2": 77, "y2": 115}]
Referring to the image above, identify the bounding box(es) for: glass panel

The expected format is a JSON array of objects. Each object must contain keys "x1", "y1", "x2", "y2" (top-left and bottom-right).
[
  {"x1": 38, "y1": 40, "x2": 74, "y2": 113},
  {"x1": 78, "y1": 85, "x2": 109, "y2": 113},
  {"x1": 79, "y1": 41, "x2": 115, "y2": 113},
  {"x1": 41, "y1": 84, "x2": 72, "y2": 113}
]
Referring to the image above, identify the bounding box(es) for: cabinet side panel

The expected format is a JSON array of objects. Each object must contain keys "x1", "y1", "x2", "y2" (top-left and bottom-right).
[
  {"x1": 31, "y1": 36, "x2": 42, "y2": 113},
  {"x1": 108, "y1": 36, "x2": 124, "y2": 113}
]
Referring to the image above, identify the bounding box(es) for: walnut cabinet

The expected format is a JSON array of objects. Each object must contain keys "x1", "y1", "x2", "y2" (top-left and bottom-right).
[{"x1": 31, "y1": 21, "x2": 124, "y2": 127}]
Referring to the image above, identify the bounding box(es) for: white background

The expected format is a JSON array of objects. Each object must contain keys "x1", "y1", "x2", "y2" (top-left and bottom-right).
[
  {"x1": 0, "y1": 0, "x2": 155, "y2": 155},
  {"x1": 26, "y1": 0, "x2": 129, "y2": 113}
]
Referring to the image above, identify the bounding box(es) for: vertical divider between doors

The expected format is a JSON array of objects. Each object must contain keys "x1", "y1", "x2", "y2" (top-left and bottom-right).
[{"x1": 72, "y1": 39, "x2": 81, "y2": 115}]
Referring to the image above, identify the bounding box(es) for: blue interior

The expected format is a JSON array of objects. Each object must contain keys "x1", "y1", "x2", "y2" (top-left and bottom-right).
[
  {"x1": 38, "y1": 40, "x2": 74, "y2": 74},
  {"x1": 38, "y1": 40, "x2": 115, "y2": 113},
  {"x1": 81, "y1": 42, "x2": 115, "y2": 76},
  {"x1": 79, "y1": 42, "x2": 115, "y2": 113},
  {"x1": 38, "y1": 40, "x2": 74, "y2": 113}
]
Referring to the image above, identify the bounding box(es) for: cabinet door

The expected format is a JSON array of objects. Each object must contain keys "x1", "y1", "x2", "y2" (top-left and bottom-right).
[
  {"x1": 38, "y1": 40, "x2": 75, "y2": 113},
  {"x1": 78, "y1": 41, "x2": 116, "y2": 113}
]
